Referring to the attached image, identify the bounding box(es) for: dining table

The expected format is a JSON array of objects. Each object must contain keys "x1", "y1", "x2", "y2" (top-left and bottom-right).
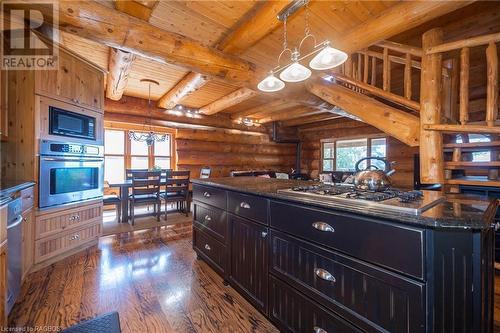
[{"x1": 108, "y1": 178, "x2": 172, "y2": 223}]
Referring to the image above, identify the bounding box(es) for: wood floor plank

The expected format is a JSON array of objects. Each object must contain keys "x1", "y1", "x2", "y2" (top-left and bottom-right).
[{"x1": 8, "y1": 217, "x2": 278, "y2": 333}]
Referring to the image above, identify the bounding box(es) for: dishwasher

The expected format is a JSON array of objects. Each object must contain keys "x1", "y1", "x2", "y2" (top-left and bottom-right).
[{"x1": 5, "y1": 197, "x2": 22, "y2": 314}]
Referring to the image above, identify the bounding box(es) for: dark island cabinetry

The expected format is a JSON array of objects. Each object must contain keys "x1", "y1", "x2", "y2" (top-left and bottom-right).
[{"x1": 192, "y1": 181, "x2": 495, "y2": 333}]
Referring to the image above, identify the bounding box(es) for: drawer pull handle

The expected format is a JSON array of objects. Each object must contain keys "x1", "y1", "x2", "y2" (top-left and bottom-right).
[
  {"x1": 313, "y1": 327, "x2": 327, "y2": 333},
  {"x1": 312, "y1": 222, "x2": 334, "y2": 233},
  {"x1": 203, "y1": 192, "x2": 211, "y2": 198},
  {"x1": 314, "y1": 268, "x2": 336, "y2": 283},
  {"x1": 240, "y1": 202, "x2": 251, "y2": 209},
  {"x1": 204, "y1": 215, "x2": 212, "y2": 222},
  {"x1": 70, "y1": 234, "x2": 80, "y2": 241},
  {"x1": 69, "y1": 215, "x2": 81, "y2": 221},
  {"x1": 261, "y1": 231, "x2": 268, "y2": 238},
  {"x1": 204, "y1": 244, "x2": 211, "y2": 251}
]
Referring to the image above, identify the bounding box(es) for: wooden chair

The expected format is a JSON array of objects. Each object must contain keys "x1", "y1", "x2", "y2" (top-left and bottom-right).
[
  {"x1": 161, "y1": 170, "x2": 190, "y2": 220},
  {"x1": 200, "y1": 166, "x2": 211, "y2": 179},
  {"x1": 129, "y1": 171, "x2": 161, "y2": 225},
  {"x1": 103, "y1": 194, "x2": 122, "y2": 223},
  {"x1": 126, "y1": 168, "x2": 148, "y2": 180}
]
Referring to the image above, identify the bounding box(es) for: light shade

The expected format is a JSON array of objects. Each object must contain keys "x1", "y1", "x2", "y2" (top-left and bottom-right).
[
  {"x1": 309, "y1": 46, "x2": 348, "y2": 70},
  {"x1": 257, "y1": 74, "x2": 285, "y2": 92},
  {"x1": 279, "y1": 62, "x2": 311, "y2": 82}
]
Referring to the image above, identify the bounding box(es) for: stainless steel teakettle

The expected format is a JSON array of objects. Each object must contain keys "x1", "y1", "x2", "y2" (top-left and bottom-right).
[{"x1": 353, "y1": 157, "x2": 395, "y2": 192}]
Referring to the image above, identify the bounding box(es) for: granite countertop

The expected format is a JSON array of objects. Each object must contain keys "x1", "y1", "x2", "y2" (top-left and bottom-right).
[
  {"x1": 0, "y1": 180, "x2": 36, "y2": 198},
  {"x1": 192, "y1": 177, "x2": 499, "y2": 230}
]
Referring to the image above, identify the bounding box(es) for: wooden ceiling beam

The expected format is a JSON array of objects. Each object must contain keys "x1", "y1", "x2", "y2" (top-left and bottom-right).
[
  {"x1": 199, "y1": 88, "x2": 258, "y2": 115},
  {"x1": 306, "y1": 77, "x2": 420, "y2": 146},
  {"x1": 114, "y1": 0, "x2": 158, "y2": 21},
  {"x1": 337, "y1": 1, "x2": 474, "y2": 54},
  {"x1": 230, "y1": 99, "x2": 293, "y2": 119},
  {"x1": 45, "y1": 1, "x2": 256, "y2": 84},
  {"x1": 258, "y1": 107, "x2": 327, "y2": 124},
  {"x1": 157, "y1": 72, "x2": 208, "y2": 109},
  {"x1": 281, "y1": 113, "x2": 343, "y2": 127},
  {"x1": 106, "y1": 48, "x2": 136, "y2": 101},
  {"x1": 219, "y1": 0, "x2": 293, "y2": 55}
]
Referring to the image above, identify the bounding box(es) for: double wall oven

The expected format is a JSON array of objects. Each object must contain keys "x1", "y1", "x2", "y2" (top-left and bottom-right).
[{"x1": 39, "y1": 103, "x2": 104, "y2": 208}]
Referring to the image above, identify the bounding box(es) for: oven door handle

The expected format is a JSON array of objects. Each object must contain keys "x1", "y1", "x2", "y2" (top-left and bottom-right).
[
  {"x1": 7, "y1": 215, "x2": 23, "y2": 230},
  {"x1": 41, "y1": 157, "x2": 104, "y2": 162}
]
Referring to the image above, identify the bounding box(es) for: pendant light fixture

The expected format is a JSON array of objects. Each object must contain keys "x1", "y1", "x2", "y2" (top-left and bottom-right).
[
  {"x1": 129, "y1": 79, "x2": 167, "y2": 146},
  {"x1": 257, "y1": 0, "x2": 348, "y2": 92}
]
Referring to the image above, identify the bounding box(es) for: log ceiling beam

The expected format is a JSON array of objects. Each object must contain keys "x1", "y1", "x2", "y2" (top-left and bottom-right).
[
  {"x1": 199, "y1": 88, "x2": 258, "y2": 115},
  {"x1": 106, "y1": 48, "x2": 136, "y2": 101},
  {"x1": 336, "y1": 1, "x2": 474, "y2": 54},
  {"x1": 306, "y1": 77, "x2": 420, "y2": 146},
  {"x1": 45, "y1": 1, "x2": 256, "y2": 84},
  {"x1": 218, "y1": 0, "x2": 293, "y2": 55},
  {"x1": 230, "y1": 99, "x2": 294, "y2": 120},
  {"x1": 157, "y1": 72, "x2": 208, "y2": 109},
  {"x1": 281, "y1": 113, "x2": 343, "y2": 127},
  {"x1": 114, "y1": 0, "x2": 158, "y2": 21},
  {"x1": 257, "y1": 107, "x2": 326, "y2": 124},
  {"x1": 105, "y1": 96, "x2": 268, "y2": 133}
]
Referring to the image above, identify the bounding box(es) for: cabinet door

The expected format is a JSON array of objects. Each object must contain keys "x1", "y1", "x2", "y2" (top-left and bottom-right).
[
  {"x1": 22, "y1": 209, "x2": 34, "y2": 279},
  {"x1": 36, "y1": 49, "x2": 76, "y2": 104},
  {"x1": 75, "y1": 63, "x2": 103, "y2": 110},
  {"x1": 229, "y1": 214, "x2": 268, "y2": 313}
]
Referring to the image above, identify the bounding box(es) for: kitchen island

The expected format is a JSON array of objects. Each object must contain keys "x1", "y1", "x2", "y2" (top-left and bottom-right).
[{"x1": 191, "y1": 177, "x2": 497, "y2": 333}]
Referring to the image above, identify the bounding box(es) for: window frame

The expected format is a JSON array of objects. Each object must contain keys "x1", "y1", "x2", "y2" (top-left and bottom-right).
[
  {"x1": 320, "y1": 134, "x2": 387, "y2": 172},
  {"x1": 104, "y1": 122, "x2": 176, "y2": 184}
]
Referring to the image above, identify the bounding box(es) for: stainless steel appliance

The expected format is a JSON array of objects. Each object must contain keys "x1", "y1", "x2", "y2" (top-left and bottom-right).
[
  {"x1": 278, "y1": 184, "x2": 445, "y2": 215},
  {"x1": 39, "y1": 140, "x2": 104, "y2": 208},
  {"x1": 49, "y1": 106, "x2": 96, "y2": 141},
  {"x1": 5, "y1": 197, "x2": 22, "y2": 314}
]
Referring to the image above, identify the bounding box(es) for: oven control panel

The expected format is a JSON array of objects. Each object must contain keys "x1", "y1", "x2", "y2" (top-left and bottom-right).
[{"x1": 39, "y1": 140, "x2": 103, "y2": 157}]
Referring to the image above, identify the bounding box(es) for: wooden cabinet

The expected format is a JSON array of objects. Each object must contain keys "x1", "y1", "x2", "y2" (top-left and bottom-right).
[
  {"x1": 0, "y1": 68, "x2": 8, "y2": 139},
  {"x1": 35, "y1": 48, "x2": 104, "y2": 112},
  {"x1": 21, "y1": 209, "x2": 34, "y2": 280},
  {"x1": 0, "y1": 241, "x2": 6, "y2": 328},
  {"x1": 229, "y1": 214, "x2": 268, "y2": 313}
]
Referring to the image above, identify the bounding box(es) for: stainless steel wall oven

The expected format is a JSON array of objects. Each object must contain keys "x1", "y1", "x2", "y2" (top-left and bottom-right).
[{"x1": 39, "y1": 140, "x2": 104, "y2": 208}]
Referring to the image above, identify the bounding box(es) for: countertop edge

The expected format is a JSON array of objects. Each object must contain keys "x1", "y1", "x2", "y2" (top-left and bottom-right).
[
  {"x1": 0, "y1": 181, "x2": 36, "y2": 197},
  {"x1": 191, "y1": 178, "x2": 497, "y2": 231}
]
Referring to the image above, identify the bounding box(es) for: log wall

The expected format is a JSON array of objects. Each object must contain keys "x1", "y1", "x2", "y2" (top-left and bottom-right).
[{"x1": 299, "y1": 120, "x2": 418, "y2": 189}]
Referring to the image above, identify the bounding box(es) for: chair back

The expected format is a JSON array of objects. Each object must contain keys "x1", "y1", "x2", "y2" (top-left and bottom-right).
[
  {"x1": 165, "y1": 170, "x2": 190, "y2": 197},
  {"x1": 200, "y1": 167, "x2": 211, "y2": 179},
  {"x1": 130, "y1": 171, "x2": 161, "y2": 197},
  {"x1": 126, "y1": 169, "x2": 149, "y2": 180}
]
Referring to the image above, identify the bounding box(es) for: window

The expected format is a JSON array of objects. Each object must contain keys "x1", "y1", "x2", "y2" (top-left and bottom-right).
[
  {"x1": 321, "y1": 137, "x2": 387, "y2": 172},
  {"x1": 104, "y1": 128, "x2": 174, "y2": 183}
]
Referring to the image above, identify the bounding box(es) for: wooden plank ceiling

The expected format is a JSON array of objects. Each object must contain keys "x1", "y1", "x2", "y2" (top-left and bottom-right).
[{"x1": 56, "y1": 0, "x2": 483, "y2": 128}]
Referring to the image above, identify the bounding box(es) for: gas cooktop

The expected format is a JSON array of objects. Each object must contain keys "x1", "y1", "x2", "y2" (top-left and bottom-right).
[{"x1": 278, "y1": 183, "x2": 445, "y2": 215}]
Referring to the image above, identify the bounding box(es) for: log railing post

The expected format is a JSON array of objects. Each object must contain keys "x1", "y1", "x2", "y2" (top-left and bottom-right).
[
  {"x1": 486, "y1": 42, "x2": 498, "y2": 127},
  {"x1": 404, "y1": 53, "x2": 412, "y2": 99},
  {"x1": 371, "y1": 57, "x2": 377, "y2": 86},
  {"x1": 383, "y1": 47, "x2": 390, "y2": 91},
  {"x1": 459, "y1": 47, "x2": 470, "y2": 125},
  {"x1": 420, "y1": 28, "x2": 444, "y2": 184},
  {"x1": 363, "y1": 53, "x2": 369, "y2": 83},
  {"x1": 345, "y1": 56, "x2": 353, "y2": 77},
  {"x1": 357, "y1": 53, "x2": 362, "y2": 81},
  {"x1": 449, "y1": 57, "x2": 459, "y2": 123}
]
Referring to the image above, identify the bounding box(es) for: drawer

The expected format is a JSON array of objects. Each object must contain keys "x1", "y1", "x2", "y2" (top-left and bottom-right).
[
  {"x1": 193, "y1": 226, "x2": 227, "y2": 276},
  {"x1": 228, "y1": 191, "x2": 268, "y2": 224},
  {"x1": 270, "y1": 201, "x2": 425, "y2": 279},
  {"x1": 269, "y1": 275, "x2": 362, "y2": 333},
  {"x1": 193, "y1": 202, "x2": 227, "y2": 243},
  {"x1": 20, "y1": 186, "x2": 34, "y2": 213},
  {"x1": 193, "y1": 185, "x2": 227, "y2": 209},
  {"x1": 35, "y1": 202, "x2": 102, "y2": 240},
  {"x1": 270, "y1": 230, "x2": 425, "y2": 333},
  {"x1": 34, "y1": 222, "x2": 101, "y2": 264}
]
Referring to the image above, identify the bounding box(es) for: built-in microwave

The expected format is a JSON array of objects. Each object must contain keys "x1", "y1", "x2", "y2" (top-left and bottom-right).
[{"x1": 49, "y1": 106, "x2": 96, "y2": 141}]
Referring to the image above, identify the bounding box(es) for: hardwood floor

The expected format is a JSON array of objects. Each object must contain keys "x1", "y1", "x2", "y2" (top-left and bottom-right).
[{"x1": 8, "y1": 220, "x2": 278, "y2": 333}]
